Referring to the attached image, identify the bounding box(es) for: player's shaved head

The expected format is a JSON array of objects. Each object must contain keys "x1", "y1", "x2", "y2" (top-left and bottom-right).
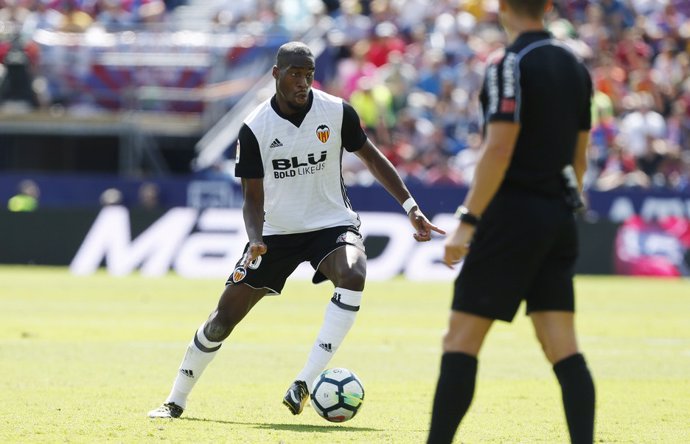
[
  {"x1": 276, "y1": 42, "x2": 314, "y2": 69},
  {"x1": 504, "y1": 0, "x2": 549, "y2": 18},
  {"x1": 272, "y1": 41, "x2": 315, "y2": 113}
]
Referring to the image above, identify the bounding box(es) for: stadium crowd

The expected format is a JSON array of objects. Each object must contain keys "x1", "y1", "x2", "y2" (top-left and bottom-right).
[
  {"x1": 314, "y1": 0, "x2": 690, "y2": 193},
  {"x1": 1, "y1": 0, "x2": 689, "y2": 193}
]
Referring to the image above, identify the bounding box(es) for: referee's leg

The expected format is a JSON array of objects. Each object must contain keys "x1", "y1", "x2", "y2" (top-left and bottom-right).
[
  {"x1": 531, "y1": 311, "x2": 595, "y2": 444},
  {"x1": 427, "y1": 311, "x2": 493, "y2": 444}
]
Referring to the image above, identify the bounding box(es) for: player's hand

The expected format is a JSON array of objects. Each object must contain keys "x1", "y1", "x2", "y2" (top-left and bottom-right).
[
  {"x1": 244, "y1": 241, "x2": 268, "y2": 267},
  {"x1": 443, "y1": 223, "x2": 475, "y2": 268},
  {"x1": 408, "y1": 209, "x2": 446, "y2": 242}
]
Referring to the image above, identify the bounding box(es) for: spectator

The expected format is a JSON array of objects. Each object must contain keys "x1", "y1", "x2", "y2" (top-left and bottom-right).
[
  {"x1": 365, "y1": 21, "x2": 405, "y2": 68},
  {"x1": 596, "y1": 135, "x2": 651, "y2": 190},
  {"x1": 0, "y1": 33, "x2": 40, "y2": 111},
  {"x1": 56, "y1": 0, "x2": 93, "y2": 32},
  {"x1": 349, "y1": 76, "x2": 395, "y2": 143},
  {"x1": 637, "y1": 137, "x2": 670, "y2": 186},
  {"x1": 589, "y1": 86, "x2": 618, "y2": 181},
  {"x1": 99, "y1": 187, "x2": 123, "y2": 206},
  {"x1": 452, "y1": 132, "x2": 482, "y2": 185},
  {"x1": 331, "y1": 0, "x2": 372, "y2": 46},
  {"x1": 163, "y1": 0, "x2": 186, "y2": 12},
  {"x1": 425, "y1": 156, "x2": 463, "y2": 187},
  {"x1": 577, "y1": 3, "x2": 610, "y2": 53},
  {"x1": 591, "y1": 53, "x2": 627, "y2": 113},
  {"x1": 137, "y1": 181, "x2": 161, "y2": 210},
  {"x1": 95, "y1": 0, "x2": 135, "y2": 31},
  {"x1": 336, "y1": 40, "x2": 377, "y2": 99},
  {"x1": 0, "y1": 0, "x2": 31, "y2": 28},
  {"x1": 415, "y1": 50, "x2": 449, "y2": 98},
  {"x1": 667, "y1": 99, "x2": 690, "y2": 152},
  {"x1": 600, "y1": 0, "x2": 635, "y2": 38},
  {"x1": 375, "y1": 49, "x2": 416, "y2": 114},
  {"x1": 7, "y1": 179, "x2": 40, "y2": 212},
  {"x1": 619, "y1": 92, "x2": 667, "y2": 159}
]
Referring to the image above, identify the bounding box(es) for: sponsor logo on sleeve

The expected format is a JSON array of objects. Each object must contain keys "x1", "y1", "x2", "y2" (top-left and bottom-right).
[{"x1": 500, "y1": 98, "x2": 516, "y2": 113}]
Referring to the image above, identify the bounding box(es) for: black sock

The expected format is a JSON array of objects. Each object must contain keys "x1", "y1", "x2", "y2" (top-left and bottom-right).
[
  {"x1": 553, "y1": 353, "x2": 596, "y2": 444},
  {"x1": 427, "y1": 352, "x2": 478, "y2": 444}
]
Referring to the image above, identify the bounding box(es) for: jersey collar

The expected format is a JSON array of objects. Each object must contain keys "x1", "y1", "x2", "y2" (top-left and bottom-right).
[
  {"x1": 270, "y1": 91, "x2": 314, "y2": 128},
  {"x1": 514, "y1": 30, "x2": 552, "y2": 45}
]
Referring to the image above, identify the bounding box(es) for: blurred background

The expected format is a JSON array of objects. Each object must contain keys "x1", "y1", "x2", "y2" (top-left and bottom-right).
[{"x1": 1, "y1": 0, "x2": 689, "y2": 277}]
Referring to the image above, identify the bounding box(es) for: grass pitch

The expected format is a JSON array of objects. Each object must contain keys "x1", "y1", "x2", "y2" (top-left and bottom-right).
[{"x1": 1, "y1": 266, "x2": 689, "y2": 443}]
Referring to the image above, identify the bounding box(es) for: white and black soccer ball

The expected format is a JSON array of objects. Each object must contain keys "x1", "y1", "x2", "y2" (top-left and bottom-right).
[{"x1": 310, "y1": 368, "x2": 365, "y2": 422}]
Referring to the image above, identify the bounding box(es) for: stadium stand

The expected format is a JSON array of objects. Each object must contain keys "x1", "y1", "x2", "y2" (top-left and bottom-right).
[
  {"x1": 0, "y1": 0, "x2": 689, "y2": 278},
  {"x1": 0, "y1": 0, "x2": 688, "y2": 191}
]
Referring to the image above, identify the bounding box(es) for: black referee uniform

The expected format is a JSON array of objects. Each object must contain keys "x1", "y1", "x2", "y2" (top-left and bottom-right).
[
  {"x1": 427, "y1": 26, "x2": 596, "y2": 444},
  {"x1": 453, "y1": 31, "x2": 593, "y2": 322}
]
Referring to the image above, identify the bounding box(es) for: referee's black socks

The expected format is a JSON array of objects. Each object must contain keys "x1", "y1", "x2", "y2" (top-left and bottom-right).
[
  {"x1": 427, "y1": 352, "x2": 478, "y2": 444},
  {"x1": 553, "y1": 353, "x2": 596, "y2": 444}
]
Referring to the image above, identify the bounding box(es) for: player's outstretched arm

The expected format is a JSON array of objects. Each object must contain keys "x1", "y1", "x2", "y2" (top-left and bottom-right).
[{"x1": 354, "y1": 139, "x2": 445, "y2": 242}]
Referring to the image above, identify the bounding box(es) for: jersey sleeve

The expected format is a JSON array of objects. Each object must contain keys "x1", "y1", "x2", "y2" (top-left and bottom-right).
[
  {"x1": 579, "y1": 64, "x2": 593, "y2": 131},
  {"x1": 341, "y1": 101, "x2": 368, "y2": 152},
  {"x1": 234, "y1": 124, "x2": 264, "y2": 178},
  {"x1": 482, "y1": 51, "x2": 520, "y2": 123}
]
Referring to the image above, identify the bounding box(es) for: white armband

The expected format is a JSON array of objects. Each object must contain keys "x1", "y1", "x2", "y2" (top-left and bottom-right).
[{"x1": 402, "y1": 197, "x2": 418, "y2": 214}]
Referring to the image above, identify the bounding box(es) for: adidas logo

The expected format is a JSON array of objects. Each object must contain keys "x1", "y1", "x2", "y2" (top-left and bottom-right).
[
  {"x1": 319, "y1": 343, "x2": 333, "y2": 353},
  {"x1": 180, "y1": 369, "x2": 194, "y2": 378},
  {"x1": 269, "y1": 138, "x2": 283, "y2": 148}
]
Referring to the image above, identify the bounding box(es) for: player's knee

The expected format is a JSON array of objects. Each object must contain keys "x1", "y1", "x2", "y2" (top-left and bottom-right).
[
  {"x1": 538, "y1": 340, "x2": 554, "y2": 363},
  {"x1": 441, "y1": 328, "x2": 461, "y2": 352},
  {"x1": 332, "y1": 268, "x2": 366, "y2": 290},
  {"x1": 441, "y1": 330, "x2": 461, "y2": 353},
  {"x1": 441, "y1": 327, "x2": 483, "y2": 355},
  {"x1": 537, "y1": 337, "x2": 578, "y2": 364},
  {"x1": 204, "y1": 317, "x2": 234, "y2": 342},
  {"x1": 546, "y1": 345, "x2": 579, "y2": 364}
]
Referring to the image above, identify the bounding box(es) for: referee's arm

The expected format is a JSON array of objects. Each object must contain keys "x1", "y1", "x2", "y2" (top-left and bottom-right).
[
  {"x1": 443, "y1": 121, "x2": 519, "y2": 266},
  {"x1": 462, "y1": 121, "x2": 520, "y2": 217},
  {"x1": 573, "y1": 131, "x2": 590, "y2": 194}
]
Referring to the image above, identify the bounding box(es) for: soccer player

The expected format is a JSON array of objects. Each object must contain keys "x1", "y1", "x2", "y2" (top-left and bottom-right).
[
  {"x1": 426, "y1": 1, "x2": 595, "y2": 443},
  {"x1": 148, "y1": 41, "x2": 444, "y2": 419}
]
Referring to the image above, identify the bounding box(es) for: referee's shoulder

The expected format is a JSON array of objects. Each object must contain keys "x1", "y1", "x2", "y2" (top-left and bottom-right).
[{"x1": 485, "y1": 47, "x2": 507, "y2": 66}]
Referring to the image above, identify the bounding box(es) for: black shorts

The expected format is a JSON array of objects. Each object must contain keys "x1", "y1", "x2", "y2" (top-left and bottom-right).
[
  {"x1": 452, "y1": 189, "x2": 577, "y2": 322},
  {"x1": 226, "y1": 226, "x2": 365, "y2": 294}
]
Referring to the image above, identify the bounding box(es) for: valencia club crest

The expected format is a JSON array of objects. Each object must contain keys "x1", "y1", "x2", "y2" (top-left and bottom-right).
[{"x1": 316, "y1": 125, "x2": 330, "y2": 143}]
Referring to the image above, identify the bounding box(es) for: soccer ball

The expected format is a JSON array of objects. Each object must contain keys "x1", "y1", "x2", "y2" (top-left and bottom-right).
[{"x1": 310, "y1": 368, "x2": 365, "y2": 422}]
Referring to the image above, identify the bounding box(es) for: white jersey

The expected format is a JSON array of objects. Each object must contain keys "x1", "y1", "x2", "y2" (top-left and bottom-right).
[{"x1": 238, "y1": 89, "x2": 361, "y2": 235}]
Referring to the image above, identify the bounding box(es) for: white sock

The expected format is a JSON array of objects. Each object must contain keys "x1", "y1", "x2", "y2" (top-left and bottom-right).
[
  {"x1": 165, "y1": 323, "x2": 222, "y2": 409},
  {"x1": 296, "y1": 287, "x2": 362, "y2": 391}
]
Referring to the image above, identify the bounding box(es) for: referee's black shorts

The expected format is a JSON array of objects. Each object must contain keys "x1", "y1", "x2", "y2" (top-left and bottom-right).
[
  {"x1": 226, "y1": 225, "x2": 365, "y2": 295},
  {"x1": 452, "y1": 188, "x2": 577, "y2": 322}
]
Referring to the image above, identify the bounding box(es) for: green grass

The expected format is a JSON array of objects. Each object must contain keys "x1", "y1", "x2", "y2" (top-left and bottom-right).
[{"x1": 1, "y1": 266, "x2": 689, "y2": 443}]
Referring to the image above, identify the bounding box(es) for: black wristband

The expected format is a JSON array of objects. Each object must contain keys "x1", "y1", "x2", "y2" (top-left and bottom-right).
[{"x1": 454, "y1": 206, "x2": 481, "y2": 226}]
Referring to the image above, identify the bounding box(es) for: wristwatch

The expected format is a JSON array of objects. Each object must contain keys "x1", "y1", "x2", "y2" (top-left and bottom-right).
[{"x1": 454, "y1": 206, "x2": 481, "y2": 227}]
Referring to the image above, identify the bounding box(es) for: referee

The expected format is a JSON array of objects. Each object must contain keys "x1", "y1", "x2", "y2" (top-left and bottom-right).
[{"x1": 427, "y1": 1, "x2": 595, "y2": 443}]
